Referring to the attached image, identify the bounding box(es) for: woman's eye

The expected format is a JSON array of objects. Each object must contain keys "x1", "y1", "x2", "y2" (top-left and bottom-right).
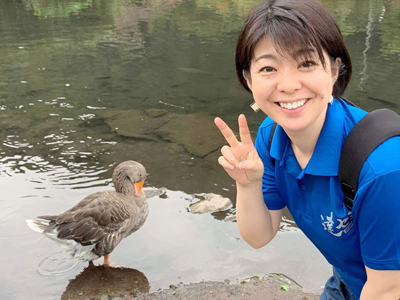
[
  {"x1": 260, "y1": 66, "x2": 275, "y2": 72},
  {"x1": 299, "y1": 60, "x2": 316, "y2": 68}
]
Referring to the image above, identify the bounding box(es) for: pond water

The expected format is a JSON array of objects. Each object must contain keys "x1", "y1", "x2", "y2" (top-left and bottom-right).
[{"x1": 1, "y1": 0, "x2": 400, "y2": 299}]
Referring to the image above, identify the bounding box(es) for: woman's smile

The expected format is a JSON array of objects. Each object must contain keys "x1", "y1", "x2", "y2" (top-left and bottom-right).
[{"x1": 276, "y1": 98, "x2": 309, "y2": 111}]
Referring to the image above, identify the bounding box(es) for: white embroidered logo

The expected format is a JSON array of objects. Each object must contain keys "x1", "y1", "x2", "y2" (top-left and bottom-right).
[{"x1": 320, "y1": 211, "x2": 354, "y2": 237}]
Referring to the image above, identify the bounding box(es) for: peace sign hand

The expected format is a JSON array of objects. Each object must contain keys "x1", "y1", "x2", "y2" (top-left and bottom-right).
[{"x1": 214, "y1": 114, "x2": 264, "y2": 186}]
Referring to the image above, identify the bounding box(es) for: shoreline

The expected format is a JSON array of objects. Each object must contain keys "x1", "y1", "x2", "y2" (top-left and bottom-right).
[
  {"x1": 126, "y1": 277, "x2": 320, "y2": 300},
  {"x1": 60, "y1": 263, "x2": 322, "y2": 300}
]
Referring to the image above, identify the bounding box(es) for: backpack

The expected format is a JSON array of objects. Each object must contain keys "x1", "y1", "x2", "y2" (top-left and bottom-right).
[{"x1": 268, "y1": 99, "x2": 400, "y2": 211}]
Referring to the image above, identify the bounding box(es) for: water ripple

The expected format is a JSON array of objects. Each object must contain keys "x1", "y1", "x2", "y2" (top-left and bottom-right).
[
  {"x1": 36, "y1": 250, "x2": 83, "y2": 277},
  {"x1": 1, "y1": 155, "x2": 110, "y2": 189}
]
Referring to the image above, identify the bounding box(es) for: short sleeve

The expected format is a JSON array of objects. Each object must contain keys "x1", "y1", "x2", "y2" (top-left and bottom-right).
[
  {"x1": 254, "y1": 125, "x2": 285, "y2": 210},
  {"x1": 355, "y1": 169, "x2": 400, "y2": 270}
]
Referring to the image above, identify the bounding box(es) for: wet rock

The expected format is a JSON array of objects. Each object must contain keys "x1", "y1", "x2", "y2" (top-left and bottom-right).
[
  {"x1": 189, "y1": 193, "x2": 232, "y2": 213},
  {"x1": 96, "y1": 109, "x2": 173, "y2": 140},
  {"x1": 223, "y1": 214, "x2": 237, "y2": 222},
  {"x1": 154, "y1": 114, "x2": 225, "y2": 157},
  {"x1": 61, "y1": 263, "x2": 149, "y2": 300},
  {"x1": 267, "y1": 273, "x2": 303, "y2": 290},
  {"x1": 240, "y1": 276, "x2": 260, "y2": 284},
  {"x1": 95, "y1": 109, "x2": 226, "y2": 157},
  {"x1": 145, "y1": 108, "x2": 168, "y2": 118}
]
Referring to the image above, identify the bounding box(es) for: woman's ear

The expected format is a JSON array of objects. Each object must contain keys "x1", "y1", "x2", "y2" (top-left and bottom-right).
[
  {"x1": 243, "y1": 69, "x2": 253, "y2": 92},
  {"x1": 332, "y1": 57, "x2": 342, "y2": 84}
]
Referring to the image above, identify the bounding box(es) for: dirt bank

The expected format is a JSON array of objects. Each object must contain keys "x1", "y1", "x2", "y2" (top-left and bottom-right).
[
  {"x1": 61, "y1": 263, "x2": 321, "y2": 300},
  {"x1": 127, "y1": 278, "x2": 320, "y2": 300}
]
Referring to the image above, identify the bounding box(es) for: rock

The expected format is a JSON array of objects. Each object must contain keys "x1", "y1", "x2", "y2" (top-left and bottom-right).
[
  {"x1": 154, "y1": 114, "x2": 226, "y2": 157},
  {"x1": 267, "y1": 273, "x2": 303, "y2": 290},
  {"x1": 95, "y1": 109, "x2": 226, "y2": 157},
  {"x1": 223, "y1": 215, "x2": 237, "y2": 222},
  {"x1": 96, "y1": 109, "x2": 173, "y2": 140},
  {"x1": 61, "y1": 263, "x2": 149, "y2": 300},
  {"x1": 145, "y1": 108, "x2": 168, "y2": 118},
  {"x1": 240, "y1": 276, "x2": 260, "y2": 284},
  {"x1": 189, "y1": 193, "x2": 232, "y2": 213}
]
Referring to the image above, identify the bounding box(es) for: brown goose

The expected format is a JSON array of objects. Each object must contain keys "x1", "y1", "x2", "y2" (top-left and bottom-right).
[{"x1": 26, "y1": 160, "x2": 148, "y2": 266}]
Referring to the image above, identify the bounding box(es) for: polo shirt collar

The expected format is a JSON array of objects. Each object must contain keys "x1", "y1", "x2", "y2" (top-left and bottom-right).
[{"x1": 269, "y1": 99, "x2": 344, "y2": 176}]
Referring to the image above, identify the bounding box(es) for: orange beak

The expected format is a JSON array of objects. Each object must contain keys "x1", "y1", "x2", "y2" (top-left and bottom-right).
[{"x1": 134, "y1": 181, "x2": 144, "y2": 196}]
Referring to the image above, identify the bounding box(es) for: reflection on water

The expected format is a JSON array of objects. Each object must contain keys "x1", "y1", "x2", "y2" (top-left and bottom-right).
[{"x1": 1, "y1": 0, "x2": 400, "y2": 299}]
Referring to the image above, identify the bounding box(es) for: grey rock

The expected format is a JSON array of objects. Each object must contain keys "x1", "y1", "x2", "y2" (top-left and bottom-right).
[
  {"x1": 145, "y1": 108, "x2": 168, "y2": 118},
  {"x1": 190, "y1": 193, "x2": 232, "y2": 213},
  {"x1": 95, "y1": 109, "x2": 226, "y2": 157}
]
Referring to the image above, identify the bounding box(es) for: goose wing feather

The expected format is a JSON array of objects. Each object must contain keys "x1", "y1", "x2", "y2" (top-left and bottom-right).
[{"x1": 46, "y1": 191, "x2": 135, "y2": 246}]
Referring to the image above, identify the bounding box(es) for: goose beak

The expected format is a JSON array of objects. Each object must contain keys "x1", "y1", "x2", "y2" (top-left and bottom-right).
[{"x1": 134, "y1": 181, "x2": 144, "y2": 196}]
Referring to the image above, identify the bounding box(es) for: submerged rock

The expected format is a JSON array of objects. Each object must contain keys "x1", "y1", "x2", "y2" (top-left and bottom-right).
[
  {"x1": 154, "y1": 114, "x2": 225, "y2": 157},
  {"x1": 189, "y1": 193, "x2": 232, "y2": 213},
  {"x1": 95, "y1": 109, "x2": 226, "y2": 157},
  {"x1": 96, "y1": 109, "x2": 173, "y2": 140}
]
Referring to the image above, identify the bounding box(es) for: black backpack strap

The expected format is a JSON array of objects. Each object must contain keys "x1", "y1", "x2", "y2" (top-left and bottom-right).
[
  {"x1": 339, "y1": 108, "x2": 400, "y2": 210},
  {"x1": 268, "y1": 122, "x2": 278, "y2": 150},
  {"x1": 266, "y1": 122, "x2": 278, "y2": 166},
  {"x1": 268, "y1": 122, "x2": 278, "y2": 166}
]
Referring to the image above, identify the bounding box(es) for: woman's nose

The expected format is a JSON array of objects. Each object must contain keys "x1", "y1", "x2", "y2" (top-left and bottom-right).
[{"x1": 276, "y1": 70, "x2": 302, "y2": 94}]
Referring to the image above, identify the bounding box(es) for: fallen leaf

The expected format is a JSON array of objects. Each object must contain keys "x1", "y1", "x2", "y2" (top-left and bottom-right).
[{"x1": 281, "y1": 285, "x2": 289, "y2": 291}]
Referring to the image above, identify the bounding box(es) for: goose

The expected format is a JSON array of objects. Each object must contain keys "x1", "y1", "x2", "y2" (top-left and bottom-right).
[{"x1": 26, "y1": 160, "x2": 148, "y2": 266}]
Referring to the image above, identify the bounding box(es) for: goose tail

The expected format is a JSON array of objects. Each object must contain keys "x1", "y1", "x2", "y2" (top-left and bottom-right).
[{"x1": 26, "y1": 219, "x2": 50, "y2": 233}]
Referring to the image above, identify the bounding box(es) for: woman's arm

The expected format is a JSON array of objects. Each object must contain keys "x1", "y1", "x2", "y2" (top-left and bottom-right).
[
  {"x1": 215, "y1": 114, "x2": 282, "y2": 248},
  {"x1": 236, "y1": 179, "x2": 283, "y2": 248},
  {"x1": 360, "y1": 267, "x2": 400, "y2": 300}
]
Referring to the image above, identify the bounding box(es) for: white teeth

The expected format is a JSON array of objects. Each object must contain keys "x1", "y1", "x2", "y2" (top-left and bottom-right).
[{"x1": 279, "y1": 99, "x2": 307, "y2": 110}]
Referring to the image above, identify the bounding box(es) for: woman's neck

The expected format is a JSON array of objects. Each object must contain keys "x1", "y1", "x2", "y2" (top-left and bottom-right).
[{"x1": 285, "y1": 105, "x2": 328, "y2": 169}]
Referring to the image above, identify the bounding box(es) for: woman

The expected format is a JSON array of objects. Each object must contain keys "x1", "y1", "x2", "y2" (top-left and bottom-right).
[{"x1": 214, "y1": 0, "x2": 400, "y2": 299}]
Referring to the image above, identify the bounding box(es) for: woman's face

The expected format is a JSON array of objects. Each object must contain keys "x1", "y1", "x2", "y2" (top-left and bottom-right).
[{"x1": 245, "y1": 37, "x2": 339, "y2": 134}]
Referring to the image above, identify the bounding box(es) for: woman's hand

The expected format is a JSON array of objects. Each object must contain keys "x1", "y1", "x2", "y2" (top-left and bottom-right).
[{"x1": 214, "y1": 114, "x2": 264, "y2": 186}]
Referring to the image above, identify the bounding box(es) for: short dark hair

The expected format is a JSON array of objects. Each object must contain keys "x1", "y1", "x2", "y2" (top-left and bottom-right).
[{"x1": 235, "y1": 0, "x2": 352, "y2": 98}]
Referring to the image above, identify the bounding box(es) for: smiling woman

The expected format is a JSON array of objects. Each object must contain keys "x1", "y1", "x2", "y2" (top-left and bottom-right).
[
  {"x1": 243, "y1": 37, "x2": 339, "y2": 136},
  {"x1": 214, "y1": 0, "x2": 400, "y2": 299}
]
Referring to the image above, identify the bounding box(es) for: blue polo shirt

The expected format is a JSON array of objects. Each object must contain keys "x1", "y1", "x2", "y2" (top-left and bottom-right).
[{"x1": 255, "y1": 99, "x2": 400, "y2": 299}]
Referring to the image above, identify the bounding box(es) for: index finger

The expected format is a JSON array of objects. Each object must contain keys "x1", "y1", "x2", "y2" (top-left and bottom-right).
[
  {"x1": 214, "y1": 117, "x2": 239, "y2": 147},
  {"x1": 238, "y1": 114, "x2": 253, "y2": 145}
]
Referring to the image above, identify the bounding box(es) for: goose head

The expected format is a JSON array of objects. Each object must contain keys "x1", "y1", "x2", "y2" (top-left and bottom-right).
[{"x1": 112, "y1": 161, "x2": 147, "y2": 196}]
